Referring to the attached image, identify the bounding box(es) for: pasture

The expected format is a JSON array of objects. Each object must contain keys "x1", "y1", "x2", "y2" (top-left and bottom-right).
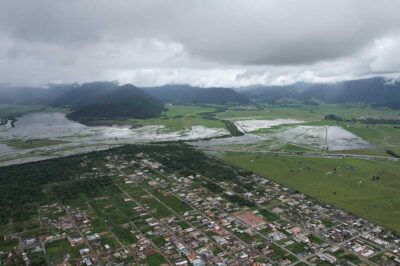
[{"x1": 223, "y1": 152, "x2": 400, "y2": 232}]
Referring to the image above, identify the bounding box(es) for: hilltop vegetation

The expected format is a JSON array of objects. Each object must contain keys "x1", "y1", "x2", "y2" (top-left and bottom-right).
[
  {"x1": 66, "y1": 84, "x2": 164, "y2": 122},
  {"x1": 2, "y1": 77, "x2": 400, "y2": 122},
  {"x1": 0, "y1": 82, "x2": 252, "y2": 125},
  {"x1": 0, "y1": 82, "x2": 165, "y2": 123}
]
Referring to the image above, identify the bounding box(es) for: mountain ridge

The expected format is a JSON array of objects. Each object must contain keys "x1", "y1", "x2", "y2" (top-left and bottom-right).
[
  {"x1": 240, "y1": 77, "x2": 400, "y2": 108},
  {"x1": 143, "y1": 85, "x2": 249, "y2": 105}
]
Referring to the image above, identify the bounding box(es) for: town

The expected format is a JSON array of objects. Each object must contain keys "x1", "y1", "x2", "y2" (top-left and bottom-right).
[{"x1": 0, "y1": 144, "x2": 399, "y2": 266}]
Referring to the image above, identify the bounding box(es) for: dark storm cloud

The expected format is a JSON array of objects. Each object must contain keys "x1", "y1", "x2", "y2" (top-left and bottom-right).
[
  {"x1": 168, "y1": 0, "x2": 400, "y2": 65},
  {"x1": 1, "y1": 0, "x2": 400, "y2": 86}
]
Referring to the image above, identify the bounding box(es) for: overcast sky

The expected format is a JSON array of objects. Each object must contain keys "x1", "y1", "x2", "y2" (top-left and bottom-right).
[{"x1": 1, "y1": 0, "x2": 400, "y2": 87}]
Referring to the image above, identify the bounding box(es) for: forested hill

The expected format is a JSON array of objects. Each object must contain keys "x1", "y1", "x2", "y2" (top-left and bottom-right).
[
  {"x1": 0, "y1": 82, "x2": 164, "y2": 121},
  {"x1": 51, "y1": 81, "x2": 119, "y2": 108},
  {"x1": 0, "y1": 81, "x2": 119, "y2": 106},
  {"x1": 144, "y1": 85, "x2": 249, "y2": 104},
  {"x1": 2, "y1": 77, "x2": 400, "y2": 112},
  {"x1": 66, "y1": 84, "x2": 164, "y2": 121}
]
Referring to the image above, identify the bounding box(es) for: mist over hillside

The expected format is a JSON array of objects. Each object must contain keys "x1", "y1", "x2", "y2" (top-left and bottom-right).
[
  {"x1": 144, "y1": 85, "x2": 249, "y2": 105},
  {"x1": 0, "y1": 82, "x2": 250, "y2": 107},
  {"x1": 66, "y1": 84, "x2": 165, "y2": 121},
  {"x1": 1, "y1": 77, "x2": 400, "y2": 112},
  {"x1": 240, "y1": 77, "x2": 400, "y2": 108},
  {"x1": 0, "y1": 82, "x2": 164, "y2": 122}
]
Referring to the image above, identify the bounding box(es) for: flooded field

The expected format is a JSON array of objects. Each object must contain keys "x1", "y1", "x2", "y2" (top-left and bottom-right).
[
  {"x1": 277, "y1": 125, "x2": 371, "y2": 151},
  {"x1": 0, "y1": 112, "x2": 228, "y2": 165},
  {"x1": 234, "y1": 119, "x2": 303, "y2": 133},
  {"x1": 0, "y1": 113, "x2": 373, "y2": 165},
  {"x1": 195, "y1": 125, "x2": 372, "y2": 152}
]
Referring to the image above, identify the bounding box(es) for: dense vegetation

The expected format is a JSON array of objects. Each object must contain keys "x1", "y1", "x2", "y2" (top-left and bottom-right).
[
  {"x1": 0, "y1": 152, "x2": 106, "y2": 224},
  {"x1": 52, "y1": 177, "x2": 115, "y2": 203},
  {"x1": 0, "y1": 82, "x2": 164, "y2": 122},
  {"x1": 223, "y1": 193, "x2": 255, "y2": 207},
  {"x1": 361, "y1": 118, "x2": 400, "y2": 125},
  {"x1": 204, "y1": 181, "x2": 225, "y2": 193},
  {"x1": 324, "y1": 114, "x2": 344, "y2": 121},
  {"x1": 386, "y1": 149, "x2": 400, "y2": 158},
  {"x1": 112, "y1": 144, "x2": 247, "y2": 180},
  {"x1": 0, "y1": 143, "x2": 249, "y2": 225},
  {"x1": 67, "y1": 84, "x2": 164, "y2": 121},
  {"x1": 223, "y1": 120, "x2": 244, "y2": 136}
]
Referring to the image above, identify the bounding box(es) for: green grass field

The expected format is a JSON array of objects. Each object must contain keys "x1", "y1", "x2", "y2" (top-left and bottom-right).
[
  {"x1": 0, "y1": 104, "x2": 68, "y2": 118},
  {"x1": 129, "y1": 104, "x2": 224, "y2": 131},
  {"x1": 143, "y1": 253, "x2": 167, "y2": 266},
  {"x1": 298, "y1": 119, "x2": 400, "y2": 156},
  {"x1": 0, "y1": 238, "x2": 18, "y2": 253},
  {"x1": 46, "y1": 238, "x2": 81, "y2": 263},
  {"x1": 222, "y1": 152, "x2": 400, "y2": 232},
  {"x1": 218, "y1": 104, "x2": 400, "y2": 122},
  {"x1": 344, "y1": 123, "x2": 400, "y2": 154}
]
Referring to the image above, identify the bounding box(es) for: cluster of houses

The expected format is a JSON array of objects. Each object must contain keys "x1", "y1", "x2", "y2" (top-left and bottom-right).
[
  {"x1": 117, "y1": 154, "x2": 400, "y2": 265},
  {"x1": 2, "y1": 150, "x2": 400, "y2": 266}
]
